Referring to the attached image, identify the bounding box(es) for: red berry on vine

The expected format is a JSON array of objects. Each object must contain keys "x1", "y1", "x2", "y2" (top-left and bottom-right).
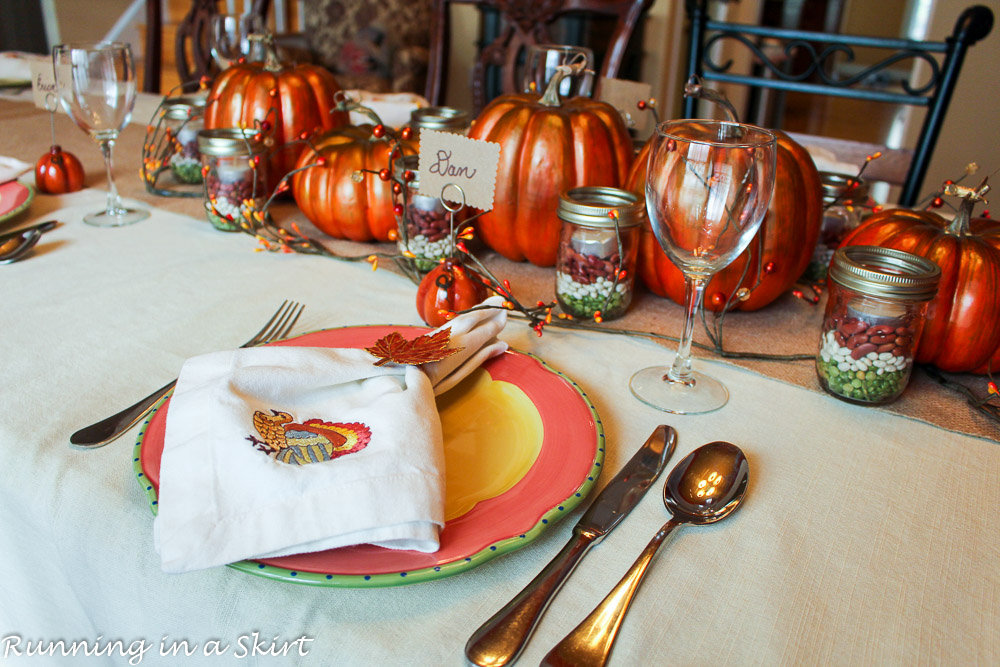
[
  {"x1": 393, "y1": 204, "x2": 404, "y2": 216},
  {"x1": 299, "y1": 131, "x2": 310, "y2": 140},
  {"x1": 401, "y1": 127, "x2": 413, "y2": 141},
  {"x1": 379, "y1": 168, "x2": 391, "y2": 181},
  {"x1": 372, "y1": 124, "x2": 385, "y2": 138},
  {"x1": 260, "y1": 120, "x2": 272, "y2": 132},
  {"x1": 711, "y1": 292, "x2": 727, "y2": 307},
  {"x1": 637, "y1": 100, "x2": 647, "y2": 110},
  {"x1": 392, "y1": 182, "x2": 402, "y2": 194},
  {"x1": 316, "y1": 156, "x2": 327, "y2": 166},
  {"x1": 764, "y1": 261, "x2": 776, "y2": 274},
  {"x1": 403, "y1": 170, "x2": 415, "y2": 182},
  {"x1": 931, "y1": 197, "x2": 943, "y2": 208}
]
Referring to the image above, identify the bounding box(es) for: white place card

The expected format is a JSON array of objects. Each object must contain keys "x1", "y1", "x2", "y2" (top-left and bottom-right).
[
  {"x1": 29, "y1": 59, "x2": 59, "y2": 111},
  {"x1": 417, "y1": 129, "x2": 501, "y2": 212},
  {"x1": 598, "y1": 77, "x2": 653, "y2": 134}
]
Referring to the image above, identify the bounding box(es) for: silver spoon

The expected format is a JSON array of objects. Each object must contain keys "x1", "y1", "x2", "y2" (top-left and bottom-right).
[
  {"x1": 0, "y1": 220, "x2": 58, "y2": 265},
  {"x1": 541, "y1": 441, "x2": 749, "y2": 667},
  {"x1": 0, "y1": 228, "x2": 43, "y2": 264}
]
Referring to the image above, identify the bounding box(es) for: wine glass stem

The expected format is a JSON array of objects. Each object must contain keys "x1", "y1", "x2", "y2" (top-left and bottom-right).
[
  {"x1": 98, "y1": 139, "x2": 123, "y2": 216},
  {"x1": 668, "y1": 275, "x2": 708, "y2": 385}
]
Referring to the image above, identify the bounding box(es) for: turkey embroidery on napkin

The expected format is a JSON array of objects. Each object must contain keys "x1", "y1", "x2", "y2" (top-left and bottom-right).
[{"x1": 248, "y1": 410, "x2": 372, "y2": 465}]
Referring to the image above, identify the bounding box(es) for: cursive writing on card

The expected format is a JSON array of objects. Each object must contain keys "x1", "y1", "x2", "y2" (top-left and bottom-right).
[
  {"x1": 418, "y1": 129, "x2": 501, "y2": 212},
  {"x1": 428, "y1": 150, "x2": 477, "y2": 179}
]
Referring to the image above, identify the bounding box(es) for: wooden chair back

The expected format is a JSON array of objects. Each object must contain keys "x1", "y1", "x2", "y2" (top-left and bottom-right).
[{"x1": 425, "y1": 0, "x2": 654, "y2": 114}]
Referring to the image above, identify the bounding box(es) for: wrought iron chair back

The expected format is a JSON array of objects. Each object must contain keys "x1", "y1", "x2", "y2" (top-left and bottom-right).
[{"x1": 683, "y1": 1, "x2": 993, "y2": 206}]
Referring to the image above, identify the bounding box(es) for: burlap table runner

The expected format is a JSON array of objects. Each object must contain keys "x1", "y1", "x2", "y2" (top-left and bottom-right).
[{"x1": 2, "y1": 96, "x2": 996, "y2": 442}]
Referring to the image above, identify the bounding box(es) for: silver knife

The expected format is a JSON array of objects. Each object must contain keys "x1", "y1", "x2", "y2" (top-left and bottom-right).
[{"x1": 464, "y1": 424, "x2": 677, "y2": 667}]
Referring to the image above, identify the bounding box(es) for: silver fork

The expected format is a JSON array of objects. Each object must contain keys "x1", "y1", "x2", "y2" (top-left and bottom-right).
[{"x1": 69, "y1": 301, "x2": 305, "y2": 450}]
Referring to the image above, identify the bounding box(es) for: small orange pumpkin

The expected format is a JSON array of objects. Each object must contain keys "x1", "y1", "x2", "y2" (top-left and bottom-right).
[
  {"x1": 291, "y1": 125, "x2": 416, "y2": 242},
  {"x1": 416, "y1": 259, "x2": 489, "y2": 327},
  {"x1": 204, "y1": 37, "x2": 347, "y2": 184},
  {"x1": 35, "y1": 145, "x2": 84, "y2": 194}
]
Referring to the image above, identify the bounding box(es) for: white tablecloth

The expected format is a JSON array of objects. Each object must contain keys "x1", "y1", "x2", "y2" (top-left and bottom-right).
[{"x1": 1, "y1": 188, "x2": 998, "y2": 664}]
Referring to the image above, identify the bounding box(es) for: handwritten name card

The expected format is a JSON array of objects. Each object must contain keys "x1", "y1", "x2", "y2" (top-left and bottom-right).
[
  {"x1": 30, "y1": 61, "x2": 71, "y2": 112},
  {"x1": 418, "y1": 129, "x2": 501, "y2": 212}
]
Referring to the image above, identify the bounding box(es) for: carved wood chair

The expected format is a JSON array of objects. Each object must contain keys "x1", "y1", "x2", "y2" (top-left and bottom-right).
[
  {"x1": 425, "y1": 0, "x2": 654, "y2": 114},
  {"x1": 683, "y1": 0, "x2": 994, "y2": 206},
  {"x1": 143, "y1": 0, "x2": 271, "y2": 94}
]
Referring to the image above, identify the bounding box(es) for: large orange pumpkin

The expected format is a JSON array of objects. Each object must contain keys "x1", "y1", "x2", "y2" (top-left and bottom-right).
[
  {"x1": 204, "y1": 38, "x2": 347, "y2": 184},
  {"x1": 466, "y1": 72, "x2": 634, "y2": 266},
  {"x1": 839, "y1": 191, "x2": 1000, "y2": 374},
  {"x1": 290, "y1": 125, "x2": 416, "y2": 242},
  {"x1": 627, "y1": 128, "x2": 823, "y2": 311}
]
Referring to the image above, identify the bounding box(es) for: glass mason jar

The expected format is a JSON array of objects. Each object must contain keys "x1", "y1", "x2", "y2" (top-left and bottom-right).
[
  {"x1": 161, "y1": 96, "x2": 206, "y2": 184},
  {"x1": 817, "y1": 246, "x2": 940, "y2": 405},
  {"x1": 197, "y1": 128, "x2": 267, "y2": 232},
  {"x1": 408, "y1": 106, "x2": 470, "y2": 144},
  {"x1": 393, "y1": 154, "x2": 464, "y2": 274},
  {"x1": 556, "y1": 186, "x2": 642, "y2": 320},
  {"x1": 807, "y1": 172, "x2": 871, "y2": 279}
]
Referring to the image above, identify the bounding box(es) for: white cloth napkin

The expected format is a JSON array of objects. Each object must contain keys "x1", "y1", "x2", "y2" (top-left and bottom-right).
[
  {"x1": 345, "y1": 89, "x2": 426, "y2": 128},
  {"x1": 0, "y1": 51, "x2": 42, "y2": 83},
  {"x1": 153, "y1": 298, "x2": 507, "y2": 573},
  {"x1": 0, "y1": 156, "x2": 31, "y2": 184}
]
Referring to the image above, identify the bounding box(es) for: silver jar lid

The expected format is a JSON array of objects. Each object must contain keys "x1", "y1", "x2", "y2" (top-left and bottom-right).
[
  {"x1": 410, "y1": 106, "x2": 470, "y2": 132},
  {"x1": 162, "y1": 95, "x2": 207, "y2": 121},
  {"x1": 196, "y1": 128, "x2": 265, "y2": 156},
  {"x1": 829, "y1": 245, "x2": 940, "y2": 301},
  {"x1": 558, "y1": 187, "x2": 644, "y2": 228},
  {"x1": 820, "y1": 171, "x2": 870, "y2": 204}
]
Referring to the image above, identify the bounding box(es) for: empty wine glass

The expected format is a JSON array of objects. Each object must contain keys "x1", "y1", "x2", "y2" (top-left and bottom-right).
[
  {"x1": 53, "y1": 42, "x2": 148, "y2": 226},
  {"x1": 210, "y1": 13, "x2": 266, "y2": 69},
  {"x1": 630, "y1": 120, "x2": 777, "y2": 414},
  {"x1": 522, "y1": 44, "x2": 594, "y2": 98}
]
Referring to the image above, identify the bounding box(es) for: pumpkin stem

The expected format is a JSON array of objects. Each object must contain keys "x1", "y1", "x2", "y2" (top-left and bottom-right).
[
  {"x1": 683, "y1": 76, "x2": 740, "y2": 123},
  {"x1": 945, "y1": 177, "x2": 990, "y2": 235},
  {"x1": 538, "y1": 58, "x2": 586, "y2": 107},
  {"x1": 249, "y1": 33, "x2": 283, "y2": 72}
]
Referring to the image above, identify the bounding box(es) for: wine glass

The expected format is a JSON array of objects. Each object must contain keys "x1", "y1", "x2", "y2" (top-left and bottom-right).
[
  {"x1": 210, "y1": 13, "x2": 266, "y2": 69},
  {"x1": 522, "y1": 44, "x2": 594, "y2": 98},
  {"x1": 630, "y1": 120, "x2": 777, "y2": 414},
  {"x1": 53, "y1": 42, "x2": 149, "y2": 227}
]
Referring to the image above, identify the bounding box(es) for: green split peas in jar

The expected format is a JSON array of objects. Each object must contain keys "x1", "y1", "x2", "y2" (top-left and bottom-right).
[{"x1": 817, "y1": 246, "x2": 940, "y2": 405}]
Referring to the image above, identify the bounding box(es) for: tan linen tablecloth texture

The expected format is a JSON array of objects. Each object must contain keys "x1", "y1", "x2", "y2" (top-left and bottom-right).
[{"x1": 1, "y1": 95, "x2": 996, "y2": 442}]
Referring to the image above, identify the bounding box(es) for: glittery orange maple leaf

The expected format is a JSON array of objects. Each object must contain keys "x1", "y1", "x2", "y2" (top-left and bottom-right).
[{"x1": 366, "y1": 329, "x2": 464, "y2": 367}]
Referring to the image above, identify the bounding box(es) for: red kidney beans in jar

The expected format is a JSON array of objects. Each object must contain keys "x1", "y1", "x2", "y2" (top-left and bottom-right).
[
  {"x1": 817, "y1": 246, "x2": 940, "y2": 405},
  {"x1": 197, "y1": 128, "x2": 267, "y2": 232}
]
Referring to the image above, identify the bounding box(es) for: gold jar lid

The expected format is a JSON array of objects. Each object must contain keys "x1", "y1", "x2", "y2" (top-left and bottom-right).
[
  {"x1": 410, "y1": 106, "x2": 470, "y2": 132},
  {"x1": 162, "y1": 95, "x2": 207, "y2": 121},
  {"x1": 558, "y1": 186, "x2": 644, "y2": 228},
  {"x1": 196, "y1": 128, "x2": 265, "y2": 156},
  {"x1": 829, "y1": 245, "x2": 940, "y2": 301}
]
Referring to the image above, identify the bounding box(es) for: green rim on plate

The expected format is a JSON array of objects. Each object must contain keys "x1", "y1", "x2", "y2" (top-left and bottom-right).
[
  {"x1": 133, "y1": 332, "x2": 604, "y2": 587},
  {"x1": 0, "y1": 182, "x2": 35, "y2": 224}
]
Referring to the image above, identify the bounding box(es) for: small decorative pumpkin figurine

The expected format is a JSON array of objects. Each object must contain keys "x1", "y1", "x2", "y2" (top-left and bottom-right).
[
  {"x1": 416, "y1": 258, "x2": 489, "y2": 327},
  {"x1": 35, "y1": 145, "x2": 85, "y2": 194}
]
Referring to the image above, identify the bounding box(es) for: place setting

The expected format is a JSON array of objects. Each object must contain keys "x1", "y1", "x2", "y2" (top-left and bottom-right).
[{"x1": 2, "y1": 3, "x2": 998, "y2": 664}]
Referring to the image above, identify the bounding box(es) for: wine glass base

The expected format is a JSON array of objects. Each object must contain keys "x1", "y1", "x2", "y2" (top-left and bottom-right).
[
  {"x1": 629, "y1": 365, "x2": 729, "y2": 415},
  {"x1": 84, "y1": 208, "x2": 150, "y2": 227}
]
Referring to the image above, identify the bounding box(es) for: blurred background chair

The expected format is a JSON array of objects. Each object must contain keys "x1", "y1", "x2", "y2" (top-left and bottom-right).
[
  {"x1": 425, "y1": 0, "x2": 655, "y2": 114},
  {"x1": 683, "y1": 0, "x2": 994, "y2": 206},
  {"x1": 143, "y1": 0, "x2": 271, "y2": 94}
]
